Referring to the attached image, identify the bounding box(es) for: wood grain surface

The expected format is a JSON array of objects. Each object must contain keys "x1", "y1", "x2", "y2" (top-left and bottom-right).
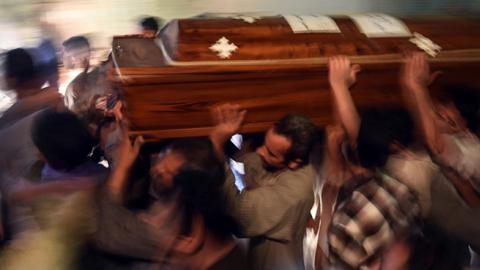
[{"x1": 111, "y1": 15, "x2": 480, "y2": 139}]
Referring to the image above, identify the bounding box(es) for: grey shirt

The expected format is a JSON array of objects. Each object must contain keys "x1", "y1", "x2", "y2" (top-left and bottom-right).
[{"x1": 224, "y1": 153, "x2": 315, "y2": 270}]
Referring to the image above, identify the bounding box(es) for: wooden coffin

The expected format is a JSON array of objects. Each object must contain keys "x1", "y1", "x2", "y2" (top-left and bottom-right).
[{"x1": 111, "y1": 14, "x2": 480, "y2": 139}]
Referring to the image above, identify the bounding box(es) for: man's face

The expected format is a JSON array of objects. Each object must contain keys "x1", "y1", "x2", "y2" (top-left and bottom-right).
[
  {"x1": 150, "y1": 150, "x2": 185, "y2": 196},
  {"x1": 141, "y1": 29, "x2": 157, "y2": 38},
  {"x1": 63, "y1": 48, "x2": 90, "y2": 70},
  {"x1": 256, "y1": 128, "x2": 292, "y2": 171}
]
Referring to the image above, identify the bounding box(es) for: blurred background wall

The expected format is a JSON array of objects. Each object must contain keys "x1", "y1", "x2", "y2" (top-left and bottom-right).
[{"x1": 0, "y1": 0, "x2": 479, "y2": 50}]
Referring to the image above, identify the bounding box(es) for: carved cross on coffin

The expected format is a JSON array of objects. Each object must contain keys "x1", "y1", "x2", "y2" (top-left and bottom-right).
[
  {"x1": 209, "y1": 37, "x2": 238, "y2": 59},
  {"x1": 231, "y1": 15, "x2": 262, "y2": 24}
]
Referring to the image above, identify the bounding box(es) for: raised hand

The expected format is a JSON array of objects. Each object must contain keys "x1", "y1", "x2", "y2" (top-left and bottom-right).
[
  {"x1": 209, "y1": 103, "x2": 246, "y2": 160},
  {"x1": 401, "y1": 52, "x2": 441, "y2": 91},
  {"x1": 328, "y1": 55, "x2": 361, "y2": 89},
  {"x1": 210, "y1": 103, "x2": 247, "y2": 145}
]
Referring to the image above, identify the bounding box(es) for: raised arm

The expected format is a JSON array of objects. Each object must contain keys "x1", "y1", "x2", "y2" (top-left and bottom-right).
[
  {"x1": 106, "y1": 122, "x2": 144, "y2": 202},
  {"x1": 328, "y1": 56, "x2": 361, "y2": 148},
  {"x1": 324, "y1": 124, "x2": 350, "y2": 187},
  {"x1": 400, "y1": 52, "x2": 444, "y2": 155},
  {"x1": 400, "y1": 54, "x2": 480, "y2": 205}
]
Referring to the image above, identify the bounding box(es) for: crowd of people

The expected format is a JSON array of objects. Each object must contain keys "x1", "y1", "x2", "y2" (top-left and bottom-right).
[{"x1": 0, "y1": 15, "x2": 479, "y2": 270}]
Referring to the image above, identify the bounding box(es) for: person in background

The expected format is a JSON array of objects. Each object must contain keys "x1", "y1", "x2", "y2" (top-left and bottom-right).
[
  {"x1": 401, "y1": 52, "x2": 480, "y2": 269},
  {"x1": 139, "y1": 16, "x2": 163, "y2": 38},
  {"x1": 0, "y1": 47, "x2": 63, "y2": 129},
  {"x1": 0, "y1": 47, "x2": 64, "y2": 181},
  {"x1": 31, "y1": 109, "x2": 107, "y2": 183},
  {"x1": 0, "y1": 46, "x2": 63, "y2": 243},
  {"x1": 2, "y1": 110, "x2": 106, "y2": 245},
  {"x1": 62, "y1": 35, "x2": 115, "y2": 131}
]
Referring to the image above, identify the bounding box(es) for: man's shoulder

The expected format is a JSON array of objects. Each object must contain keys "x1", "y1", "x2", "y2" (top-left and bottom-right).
[
  {"x1": 68, "y1": 71, "x2": 88, "y2": 85},
  {"x1": 385, "y1": 150, "x2": 439, "y2": 187},
  {"x1": 65, "y1": 73, "x2": 86, "y2": 97},
  {"x1": 66, "y1": 67, "x2": 101, "y2": 91},
  {"x1": 275, "y1": 164, "x2": 315, "y2": 197},
  {"x1": 281, "y1": 163, "x2": 315, "y2": 180}
]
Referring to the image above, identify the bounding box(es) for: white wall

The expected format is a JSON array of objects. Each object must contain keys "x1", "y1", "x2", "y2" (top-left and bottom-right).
[{"x1": 0, "y1": 0, "x2": 478, "y2": 50}]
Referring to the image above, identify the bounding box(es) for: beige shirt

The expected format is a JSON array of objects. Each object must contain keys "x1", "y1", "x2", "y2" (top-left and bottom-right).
[
  {"x1": 436, "y1": 133, "x2": 480, "y2": 192},
  {"x1": 385, "y1": 150, "x2": 438, "y2": 217}
]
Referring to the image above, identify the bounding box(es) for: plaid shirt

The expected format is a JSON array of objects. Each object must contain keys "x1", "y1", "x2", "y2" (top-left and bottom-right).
[{"x1": 328, "y1": 173, "x2": 420, "y2": 269}]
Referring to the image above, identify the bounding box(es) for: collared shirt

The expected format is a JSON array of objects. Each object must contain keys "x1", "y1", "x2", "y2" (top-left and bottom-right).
[{"x1": 328, "y1": 173, "x2": 420, "y2": 269}]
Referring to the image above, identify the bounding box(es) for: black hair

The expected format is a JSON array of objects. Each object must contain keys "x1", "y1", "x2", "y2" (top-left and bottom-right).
[
  {"x1": 140, "y1": 17, "x2": 159, "y2": 33},
  {"x1": 273, "y1": 114, "x2": 317, "y2": 164},
  {"x1": 438, "y1": 85, "x2": 480, "y2": 133},
  {"x1": 357, "y1": 107, "x2": 414, "y2": 169},
  {"x1": 62, "y1": 36, "x2": 90, "y2": 52},
  {"x1": 4, "y1": 48, "x2": 35, "y2": 86},
  {"x1": 31, "y1": 109, "x2": 96, "y2": 171},
  {"x1": 168, "y1": 137, "x2": 239, "y2": 236}
]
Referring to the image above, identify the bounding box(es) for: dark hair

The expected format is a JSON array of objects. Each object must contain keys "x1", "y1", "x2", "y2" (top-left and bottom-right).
[
  {"x1": 140, "y1": 17, "x2": 159, "y2": 32},
  {"x1": 4, "y1": 48, "x2": 35, "y2": 86},
  {"x1": 62, "y1": 36, "x2": 90, "y2": 52},
  {"x1": 357, "y1": 107, "x2": 414, "y2": 169},
  {"x1": 273, "y1": 114, "x2": 317, "y2": 164},
  {"x1": 31, "y1": 110, "x2": 96, "y2": 171},
  {"x1": 438, "y1": 85, "x2": 480, "y2": 133},
  {"x1": 168, "y1": 137, "x2": 238, "y2": 236}
]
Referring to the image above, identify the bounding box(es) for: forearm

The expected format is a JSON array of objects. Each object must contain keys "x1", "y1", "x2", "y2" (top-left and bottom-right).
[
  {"x1": 330, "y1": 82, "x2": 360, "y2": 147},
  {"x1": 403, "y1": 84, "x2": 443, "y2": 154},
  {"x1": 209, "y1": 132, "x2": 229, "y2": 162},
  {"x1": 326, "y1": 131, "x2": 346, "y2": 173},
  {"x1": 106, "y1": 165, "x2": 131, "y2": 202}
]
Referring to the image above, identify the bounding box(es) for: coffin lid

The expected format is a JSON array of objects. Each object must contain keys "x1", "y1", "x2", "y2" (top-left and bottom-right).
[{"x1": 112, "y1": 13, "x2": 480, "y2": 70}]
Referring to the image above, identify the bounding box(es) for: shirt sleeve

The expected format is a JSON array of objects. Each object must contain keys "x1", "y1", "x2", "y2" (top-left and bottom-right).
[{"x1": 435, "y1": 134, "x2": 480, "y2": 192}]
